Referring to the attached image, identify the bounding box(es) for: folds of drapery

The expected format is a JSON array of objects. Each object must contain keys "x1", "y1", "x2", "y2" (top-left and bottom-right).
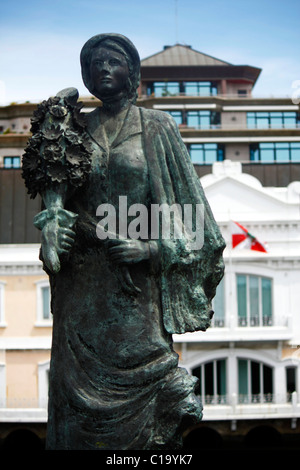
[{"x1": 140, "y1": 107, "x2": 226, "y2": 334}]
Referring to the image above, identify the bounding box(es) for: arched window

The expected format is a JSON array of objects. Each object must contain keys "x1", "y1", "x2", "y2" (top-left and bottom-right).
[
  {"x1": 286, "y1": 366, "x2": 297, "y2": 402},
  {"x1": 192, "y1": 359, "x2": 227, "y2": 404},
  {"x1": 238, "y1": 358, "x2": 273, "y2": 403}
]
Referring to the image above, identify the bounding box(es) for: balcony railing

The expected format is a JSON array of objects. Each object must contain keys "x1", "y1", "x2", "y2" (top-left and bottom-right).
[
  {"x1": 238, "y1": 316, "x2": 273, "y2": 327},
  {"x1": 178, "y1": 123, "x2": 300, "y2": 131},
  {"x1": 197, "y1": 391, "x2": 299, "y2": 408},
  {"x1": 209, "y1": 314, "x2": 290, "y2": 329},
  {"x1": 0, "y1": 393, "x2": 299, "y2": 424},
  {"x1": 0, "y1": 397, "x2": 47, "y2": 409},
  {"x1": 201, "y1": 394, "x2": 228, "y2": 405},
  {"x1": 238, "y1": 393, "x2": 274, "y2": 404},
  {"x1": 143, "y1": 93, "x2": 252, "y2": 99},
  {"x1": 1, "y1": 393, "x2": 298, "y2": 410},
  {"x1": 196, "y1": 392, "x2": 300, "y2": 406}
]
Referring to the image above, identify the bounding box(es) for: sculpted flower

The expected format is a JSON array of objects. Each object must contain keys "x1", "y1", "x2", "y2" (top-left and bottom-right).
[
  {"x1": 28, "y1": 132, "x2": 43, "y2": 149},
  {"x1": 47, "y1": 96, "x2": 60, "y2": 107},
  {"x1": 65, "y1": 129, "x2": 82, "y2": 145},
  {"x1": 49, "y1": 105, "x2": 68, "y2": 118},
  {"x1": 31, "y1": 107, "x2": 45, "y2": 123},
  {"x1": 34, "y1": 167, "x2": 45, "y2": 182},
  {"x1": 69, "y1": 166, "x2": 85, "y2": 185},
  {"x1": 42, "y1": 124, "x2": 63, "y2": 141},
  {"x1": 65, "y1": 145, "x2": 85, "y2": 165},
  {"x1": 22, "y1": 151, "x2": 40, "y2": 172},
  {"x1": 44, "y1": 142, "x2": 63, "y2": 162},
  {"x1": 46, "y1": 162, "x2": 68, "y2": 183}
]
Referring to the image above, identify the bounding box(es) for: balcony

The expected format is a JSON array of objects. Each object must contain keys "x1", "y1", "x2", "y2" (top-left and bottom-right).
[
  {"x1": 199, "y1": 392, "x2": 300, "y2": 422},
  {"x1": 0, "y1": 398, "x2": 47, "y2": 423},
  {"x1": 174, "y1": 313, "x2": 292, "y2": 343},
  {"x1": 0, "y1": 392, "x2": 299, "y2": 424}
]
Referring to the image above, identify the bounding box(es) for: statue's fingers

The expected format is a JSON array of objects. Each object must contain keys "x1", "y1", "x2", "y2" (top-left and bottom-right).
[
  {"x1": 108, "y1": 245, "x2": 127, "y2": 255},
  {"x1": 121, "y1": 266, "x2": 141, "y2": 294},
  {"x1": 42, "y1": 245, "x2": 61, "y2": 273},
  {"x1": 58, "y1": 227, "x2": 76, "y2": 239},
  {"x1": 61, "y1": 234, "x2": 75, "y2": 245}
]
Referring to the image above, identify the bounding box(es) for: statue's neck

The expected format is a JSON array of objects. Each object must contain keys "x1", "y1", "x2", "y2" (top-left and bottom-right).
[{"x1": 100, "y1": 92, "x2": 131, "y2": 116}]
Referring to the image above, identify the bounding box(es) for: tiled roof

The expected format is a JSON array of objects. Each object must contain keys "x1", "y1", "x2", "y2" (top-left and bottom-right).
[{"x1": 141, "y1": 44, "x2": 231, "y2": 67}]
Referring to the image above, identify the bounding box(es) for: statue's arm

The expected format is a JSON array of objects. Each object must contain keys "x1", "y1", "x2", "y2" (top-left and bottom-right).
[
  {"x1": 34, "y1": 188, "x2": 78, "y2": 273},
  {"x1": 22, "y1": 88, "x2": 91, "y2": 274}
]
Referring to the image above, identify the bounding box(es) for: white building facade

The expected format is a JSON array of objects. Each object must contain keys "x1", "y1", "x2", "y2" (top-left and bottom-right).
[{"x1": 175, "y1": 161, "x2": 300, "y2": 437}]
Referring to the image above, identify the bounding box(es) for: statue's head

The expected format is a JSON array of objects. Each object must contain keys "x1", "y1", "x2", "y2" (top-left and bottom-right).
[{"x1": 80, "y1": 33, "x2": 140, "y2": 104}]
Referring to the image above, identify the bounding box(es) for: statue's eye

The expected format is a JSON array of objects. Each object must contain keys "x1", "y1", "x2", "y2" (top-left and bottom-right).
[{"x1": 110, "y1": 59, "x2": 120, "y2": 66}]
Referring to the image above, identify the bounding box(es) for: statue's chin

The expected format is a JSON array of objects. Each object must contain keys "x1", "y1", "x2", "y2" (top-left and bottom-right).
[{"x1": 199, "y1": 308, "x2": 214, "y2": 331}]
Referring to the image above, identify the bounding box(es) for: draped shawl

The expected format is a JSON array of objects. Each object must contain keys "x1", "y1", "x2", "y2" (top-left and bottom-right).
[{"x1": 140, "y1": 106, "x2": 225, "y2": 334}]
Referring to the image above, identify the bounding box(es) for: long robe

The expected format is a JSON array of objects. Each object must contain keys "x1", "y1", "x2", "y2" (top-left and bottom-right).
[{"x1": 45, "y1": 104, "x2": 225, "y2": 450}]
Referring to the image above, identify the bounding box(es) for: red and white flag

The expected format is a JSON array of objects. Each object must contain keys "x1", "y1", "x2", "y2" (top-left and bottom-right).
[{"x1": 231, "y1": 221, "x2": 267, "y2": 253}]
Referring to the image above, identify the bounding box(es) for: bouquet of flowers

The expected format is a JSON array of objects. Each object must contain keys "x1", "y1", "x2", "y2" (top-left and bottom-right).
[{"x1": 22, "y1": 88, "x2": 92, "y2": 199}]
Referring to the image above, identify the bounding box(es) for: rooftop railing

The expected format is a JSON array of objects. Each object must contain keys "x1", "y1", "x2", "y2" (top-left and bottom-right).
[{"x1": 178, "y1": 123, "x2": 300, "y2": 131}]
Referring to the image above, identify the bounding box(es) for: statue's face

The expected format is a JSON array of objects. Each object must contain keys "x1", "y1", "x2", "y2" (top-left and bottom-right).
[{"x1": 89, "y1": 46, "x2": 129, "y2": 99}]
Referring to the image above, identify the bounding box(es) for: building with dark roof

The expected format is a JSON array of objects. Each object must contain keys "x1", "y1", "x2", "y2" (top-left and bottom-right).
[{"x1": 0, "y1": 43, "x2": 300, "y2": 451}]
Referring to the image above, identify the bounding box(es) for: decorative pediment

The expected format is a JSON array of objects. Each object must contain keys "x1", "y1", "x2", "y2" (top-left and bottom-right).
[{"x1": 201, "y1": 161, "x2": 300, "y2": 223}]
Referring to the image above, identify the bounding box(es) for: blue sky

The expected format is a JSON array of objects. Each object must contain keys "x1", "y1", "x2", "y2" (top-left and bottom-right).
[{"x1": 1, "y1": 0, "x2": 299, "y2": 104}]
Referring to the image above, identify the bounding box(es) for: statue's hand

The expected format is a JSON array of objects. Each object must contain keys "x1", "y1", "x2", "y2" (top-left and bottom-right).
[
  {"x1": 107, "y1": 239, "x2": 150, "y2": 265},
  {"x1": 34, "y1": 208, "x2": 77, "y2": 273}
]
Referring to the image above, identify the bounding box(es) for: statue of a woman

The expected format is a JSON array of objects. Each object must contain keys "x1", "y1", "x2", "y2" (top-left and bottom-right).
[{"x1": 22, "y1": 33, "x2": 225, "y2": 450}]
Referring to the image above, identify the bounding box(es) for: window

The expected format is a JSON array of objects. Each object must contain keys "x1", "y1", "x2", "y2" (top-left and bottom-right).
[
  {"x1": 3, "y1": 156, "x2": 21, "y2": 168},
  {"x1": 250, "y1": 142, "x2": 300, "y2": 163},
  {"x1": 247, "y1": 112, "x2": 300, "y2": 129},
  {"x1": 38, "y1": 361, "x2": 50, "y2": 408},
  {"x1": 36, "y1": 281, "x2": 52, "y2": 325},
  {"x1": 212, "y1": 277, "x2": 225, "y2": 327},
  {"x1": 188, "y1": 143, "x2": 224, "y2": 164},
  {"x1": 237, "y1": 90, "x2": 247, "y2": 97},
  {"x1": 237, "y1": 274, "x2": 272, "y2": 327},
  {"x1": 147, "y1": 81, "x2": 218, "y2": 97},
  {"x1": 186, "y1": 110, "x2": 220, "y2": 129},
  {"x1": 0, "y1": 282, "x2": 5, "y2": 326},
  {"x1": 192, "y1": 359, "x2": 227, "y2": 404},
  {"x1": 286, "y1": 366, "x2": 297, "y2": 402},
  {"x1": 149, "y1": 82, "x2": 180, "y2": 97},
  {"x1": 41, "y1": 286, "x2": 51, "y2": 320},
  {"x1": 238, "y1": 359, "x2": 273, "y2": 403},
  {"x1": 184, "y1": 81, "x2": 217, "y2": 97},
  {"x1": 0, "y1": 363, "x2": 5, "y2": 407},
  {"x1": 166, "y1": 110, "x2": 220, "y2": 129}
]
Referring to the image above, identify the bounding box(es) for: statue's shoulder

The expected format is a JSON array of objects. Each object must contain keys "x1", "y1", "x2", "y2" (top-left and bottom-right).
[{"x1": 138, "y1": 106, "x2": 176, "y2": 129}]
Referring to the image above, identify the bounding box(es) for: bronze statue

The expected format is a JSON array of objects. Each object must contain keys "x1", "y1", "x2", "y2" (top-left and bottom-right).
[{"x1": 22, "y1": 33, "x2": 225, "y2": 450}]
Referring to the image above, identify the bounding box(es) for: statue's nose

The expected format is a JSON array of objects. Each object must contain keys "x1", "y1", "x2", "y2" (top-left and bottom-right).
[{"x1": 100, "y1": 61, "x2": 112, "y2": 73}]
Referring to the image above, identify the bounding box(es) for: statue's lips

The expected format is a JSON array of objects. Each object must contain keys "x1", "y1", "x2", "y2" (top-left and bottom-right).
[{"x1": 100, "y1": 77, "x2": 113, "y2": 83}]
